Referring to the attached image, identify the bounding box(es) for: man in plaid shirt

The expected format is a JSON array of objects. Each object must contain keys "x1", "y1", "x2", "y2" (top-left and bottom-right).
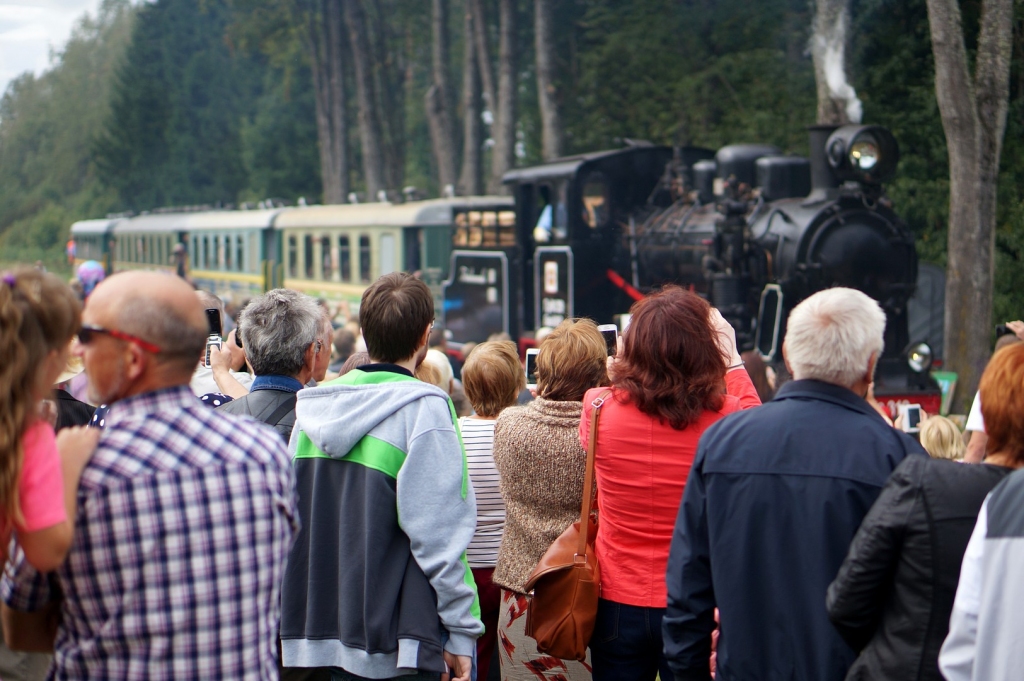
[{"x1": 1, "y1": 271, "x2": 298, "y2": 680}]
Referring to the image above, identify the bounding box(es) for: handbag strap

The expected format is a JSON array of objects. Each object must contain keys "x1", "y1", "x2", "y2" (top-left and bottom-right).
[{"x1": 577, "y1": 389, "x2": 612, "y2": 559}]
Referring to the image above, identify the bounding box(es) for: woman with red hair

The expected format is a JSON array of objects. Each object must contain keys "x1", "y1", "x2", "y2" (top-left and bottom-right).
[{"x1": 579, "y1": 286, "x2": 760, "y2": 680}]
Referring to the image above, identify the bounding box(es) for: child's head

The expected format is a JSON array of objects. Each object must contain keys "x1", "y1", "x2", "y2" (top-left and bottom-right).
[
  {"x1": 461, "y1": 341, "x2": 525, "y2": 418},
  {"x1": 919, "y1": 415, "x2": 966, "y2": 461},
  {"x1": 0, "y1": 268, "x2": 82, "y2": 523}
]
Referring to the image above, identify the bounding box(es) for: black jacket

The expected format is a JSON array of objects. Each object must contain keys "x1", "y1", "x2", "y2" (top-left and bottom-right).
[
  {"x1": 217, "y1": 388, "x2": 297, "y2": 443},
  {"x1": 826, "y1": 456, "x2": 1011, "y2": 681},
  {"x1": 55, "y1": 389, "x2": 95, "y2": 431},
  {"x1": 664, "y1": 379, "x2": 925, "y2": 681}
]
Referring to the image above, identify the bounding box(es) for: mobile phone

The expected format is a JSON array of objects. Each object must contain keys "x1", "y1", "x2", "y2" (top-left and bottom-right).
[
  {"x1": 598, "y1": 324, "x2": 618, "y2": 356},
  {"x1": 204, "y1": 308, "x2": 223, "y2": 368},
  {"x1": 525, "y1": 348, "x2": 539, "y2": 391},
  {"x1": 899, "y1": 403, "x2": 923, "y2": 433}
]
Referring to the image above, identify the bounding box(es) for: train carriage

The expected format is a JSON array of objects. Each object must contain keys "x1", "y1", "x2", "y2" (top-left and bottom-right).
[
  {"x1": 70, "y1": 218, "x2": 120, "y2": 272},
  {"x1": 275, "y1": 197, "x2": 514, "y2": 312}
]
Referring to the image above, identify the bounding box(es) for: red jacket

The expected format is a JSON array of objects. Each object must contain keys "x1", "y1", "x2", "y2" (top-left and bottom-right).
[{"x1": 580, "y1": 370, "x2": 760, "y2": 607}]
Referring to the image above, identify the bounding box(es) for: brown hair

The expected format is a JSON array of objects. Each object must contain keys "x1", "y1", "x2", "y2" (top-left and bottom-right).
[
  {"x1": 359, "y1": 273, "x2": 434, "y2": 363},
  {"x1": 536, "y1": 319, "x2": 608, "y2": 402},
  {"x1": 0, "y1": 268, "x2": 81, "y2": 529},
  {"x1": 980, "y1": 343, "x2": 1024, "y2": 463},
  {"x1": 741, "y1": 350, "x2": 775, "y2": 403},
  {"x1": 919, "y1": 416, "x2": 966, "y2": 461},
  {"x1": 339, "y1": 351, "x2": 371, "y2": 376},
  {"x1": 415, "y1": 360, "x2": 443, "y2": 389},
  {"x1": 611, "y1": 286, "x2": 725, "y2": 430},
  {"x1": 462, "y1": 341, "x2": 526, "y2": 417}
]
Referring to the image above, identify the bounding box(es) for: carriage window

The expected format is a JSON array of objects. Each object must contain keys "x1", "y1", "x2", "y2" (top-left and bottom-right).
[
  {"x1": 288, "y1": 236, "x2": 298, "y2": 278},
  {"x1": 225, "y1": 235, "x2": 233, "y2": 270},
  {"x1": 236, "y1": 235, "x2": 245, "y2": 272},
  {"x1": 136, "y1": 238, "x2": 145, "y2": 263},
  {"x1": 582, "y1": 174, "x2": 609, "y2": 228},
  {"x1": 359, "y1": 235, "x2": 371, "y2": 283},
  {"x1": 319, "y1": 236, "x2": 332, "y2": 280},
  {"x1": 304, "y1": 235, "x2": 315, "y2": 279},
  {"x1": 192, "y1": 236, "x2": 200, "y2": 269},
  {"x1": 213, "y1": 236, "x2": 221, "y2": 270},
  {"x1": 339, "y1": 235, "x2": 351, "y2": 282},
  {"x1": 380, "y1": 234, "x2": 396, "y2": 275},
  {"x1": 453, "y1": 209, "x2": 517, "y2": 247}
]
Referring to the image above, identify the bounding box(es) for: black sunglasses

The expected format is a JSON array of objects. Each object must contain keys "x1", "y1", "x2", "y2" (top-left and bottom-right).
[{"x1": 78, "y1": 324, "x2": 162, "y2": 354}]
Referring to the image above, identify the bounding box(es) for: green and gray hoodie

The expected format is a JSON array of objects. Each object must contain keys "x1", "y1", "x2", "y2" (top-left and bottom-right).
[{"x1": 280, "y1": 368, "x2": 482, "y2": 678}]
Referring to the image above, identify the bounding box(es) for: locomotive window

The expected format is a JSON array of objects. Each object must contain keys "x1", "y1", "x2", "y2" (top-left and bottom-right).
[
  {"x1": 304, "y1": 235, "x2": 315, "y2": 279},
  {"x1": 339, "y1": 235, "x2": 352, "y2": 282},
  {"x1": 287, "y1": 236, "x2": 298, "y2": 278},
  {"x1": 321, "y1": 236, "x2": 333, "y2": 280},
  {"x1": 582, "y1": 174, "x2": 609, "y2": 228},
  {"x1": 453, "y1": 210, "x2": 517, "y2": 247},
  {"x1": 359, "y1": 235, "x2": 372, "y2": 283}
]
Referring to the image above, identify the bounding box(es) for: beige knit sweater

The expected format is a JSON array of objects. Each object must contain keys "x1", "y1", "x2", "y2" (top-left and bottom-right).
[{"x1": 492, "y1": 398, "x2": 587, "y2": 594}]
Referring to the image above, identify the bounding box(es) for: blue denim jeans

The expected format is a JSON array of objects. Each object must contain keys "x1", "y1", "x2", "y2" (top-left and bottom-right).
[{"x1": 589, "y1": 598, "x2": 674, "y2": 681}]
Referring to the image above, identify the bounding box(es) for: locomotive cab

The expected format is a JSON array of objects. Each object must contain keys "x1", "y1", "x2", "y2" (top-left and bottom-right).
[{"x1": 502, "y1": 145, "x2": 674, "y2": 332}]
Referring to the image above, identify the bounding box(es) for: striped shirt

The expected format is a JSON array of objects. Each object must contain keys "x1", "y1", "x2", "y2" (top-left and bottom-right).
[
  {"x1": 459, "y1": 417, "x2": 505, "y2": 567},
  {"x1": 2, "y1": 385, "x2": 298, "y2": 680}
]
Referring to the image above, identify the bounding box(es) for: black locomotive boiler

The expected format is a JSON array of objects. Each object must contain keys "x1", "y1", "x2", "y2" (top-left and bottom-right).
[{"x1": 441, "y1": 124, "x2": 940, "y2": 410}]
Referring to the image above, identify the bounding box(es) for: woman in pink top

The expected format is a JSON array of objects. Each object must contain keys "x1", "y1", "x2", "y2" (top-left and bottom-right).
[
  {"x1": 0, "y1": 268, "x2": 97, "y2": 574},
  {"x1": 580, "y1": 286, "x2": 760, "y2": 681}
]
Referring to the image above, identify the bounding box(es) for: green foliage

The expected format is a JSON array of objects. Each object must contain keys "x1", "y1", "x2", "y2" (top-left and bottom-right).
[{"x1": 0, "y1": 0, "x2": 133, "y2": 259}]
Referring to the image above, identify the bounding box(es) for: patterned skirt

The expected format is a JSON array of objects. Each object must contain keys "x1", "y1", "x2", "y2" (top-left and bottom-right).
[{"x1": 497, "y1": 588, "x2": 593, "y2": 681}]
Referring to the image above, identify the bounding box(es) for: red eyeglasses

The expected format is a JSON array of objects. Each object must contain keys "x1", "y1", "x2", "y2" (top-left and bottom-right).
[{"x1": 77, "y1": 324, "x2": 162, "y2": 354}]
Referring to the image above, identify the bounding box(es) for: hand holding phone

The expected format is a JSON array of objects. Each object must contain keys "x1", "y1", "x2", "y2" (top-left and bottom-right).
[
  {"x1": 898, "y1": 403, "x2": 923, "y2": 433},
  {"x1": 598, "y1": 324, "x2": 618, "y2": 357},
  {"x1": 204, "y1": 308, "x2": 223, "y2": 368}
]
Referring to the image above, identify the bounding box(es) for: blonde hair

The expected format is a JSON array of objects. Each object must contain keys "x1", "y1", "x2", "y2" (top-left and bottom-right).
[
  {"x1": 415, "y1": 360, "x2": 444, "y2": 389},
  {"x1": 462, "y1": 341, "x2": 525, "y2": 417},
  {"x1": 536, "y1": 318, "x2": 608, "y2": 402},
  {"x1": 0, "y1": 268, "x2": 81, "y2": 530},
  {"x1": 919, "y1": 416, "x2": 966, "y2": 461}
]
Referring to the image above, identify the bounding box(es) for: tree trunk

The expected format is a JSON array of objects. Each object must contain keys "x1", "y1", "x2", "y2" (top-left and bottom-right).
[
  {"x1": 926, "y1": 0, "x2": 1013, "y2": 412},
  {"x1": 489, "y1": 0, "x2": 517, "y2": 194},
  {"x1": 367, "y1": 0, "x2": 405, "y2": 194},
  {"x1": 810, "y1": 0, "x2": 862, "y2": 125},
  {"x1": 458, "y1": 5, "x2": 482, "y2": 196},
  {"x1": 469, "y1": 0, "x2": 497, "y2": 123},
  {"x1": 425, "y1": 0, "x2": 458, "y2": 194},
  {"x1": 534, "y1": 0, "x2": 563, "y2": 160},
  {"x1": 342, "y1": 0, "x2": 386, "y2": 200},
  {"x1": 303, "y1": 0, "x2": 349, "y2": 204}
]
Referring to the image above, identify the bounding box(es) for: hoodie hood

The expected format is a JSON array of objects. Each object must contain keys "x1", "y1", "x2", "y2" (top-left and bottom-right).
[{"x1": 294, "y1": 369, "x2": 452, "y2": 458}]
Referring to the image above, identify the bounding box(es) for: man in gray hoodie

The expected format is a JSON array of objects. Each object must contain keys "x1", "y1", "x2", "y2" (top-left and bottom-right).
[{"x1": 280, "y1": 272, "x2": 481, "y2": 681}]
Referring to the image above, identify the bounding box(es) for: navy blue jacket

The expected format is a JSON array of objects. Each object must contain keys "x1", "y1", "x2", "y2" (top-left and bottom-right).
[{"x1": 663, "y1": 379, "x2": 925, "y2": 681}]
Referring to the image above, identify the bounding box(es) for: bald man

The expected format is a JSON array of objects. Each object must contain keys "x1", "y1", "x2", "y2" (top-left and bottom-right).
[{"x1": 1, "y1": 271, "x2": 298, "y2": 680}]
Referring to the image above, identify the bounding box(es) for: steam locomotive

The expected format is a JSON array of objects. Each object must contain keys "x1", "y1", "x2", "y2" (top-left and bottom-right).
[{"x1": 442, "y1": 124, "x2": 941, "y2": 411}]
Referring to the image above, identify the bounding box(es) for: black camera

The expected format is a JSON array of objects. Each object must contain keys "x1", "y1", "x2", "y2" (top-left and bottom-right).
[{"x1": 995, "y1": 323, "x2": 1015, "y2": 339}]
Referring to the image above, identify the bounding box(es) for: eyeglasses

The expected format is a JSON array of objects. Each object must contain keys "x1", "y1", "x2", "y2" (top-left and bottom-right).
[{"x1": 78, "y1": 324, "x2": 162, "y2": 354}]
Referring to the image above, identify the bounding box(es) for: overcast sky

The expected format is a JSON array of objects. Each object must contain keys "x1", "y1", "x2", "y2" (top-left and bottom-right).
[{"x1": 0, "y1": 0, "x2": 106, "y2": 96}]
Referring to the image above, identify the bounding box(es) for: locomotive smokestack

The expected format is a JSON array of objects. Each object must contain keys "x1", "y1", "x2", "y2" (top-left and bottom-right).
[{"x1": 807, "y1": 125, "x2": 840, "y2": 202}]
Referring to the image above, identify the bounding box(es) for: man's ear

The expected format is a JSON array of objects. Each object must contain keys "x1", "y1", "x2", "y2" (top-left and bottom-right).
[
  {"x1": 303, "y1": 341, "x2": 318, "y2": 374},
  {"x1": 864, "y1": 351, "x2": 879, "y2": 384},
  {"x1": 124, "y1": 344, "x2": 148, "y2": 382},
  {"x1": 782, "y1": 340, "x2": 793, "y2": 377}
]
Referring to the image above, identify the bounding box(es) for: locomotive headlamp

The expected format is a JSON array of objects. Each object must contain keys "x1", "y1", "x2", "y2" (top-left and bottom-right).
[
  {"x1": 906, "y1": 342, "x2": 933, "y2": 373},
  {"x1": 826, "y1": 125, "x2": 899, "y2": 185}
]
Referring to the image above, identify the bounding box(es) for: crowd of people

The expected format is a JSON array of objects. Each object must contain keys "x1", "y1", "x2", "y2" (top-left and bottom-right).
[{"x1": 0, "y1": 263, "x2": 1022, "y2": 681}]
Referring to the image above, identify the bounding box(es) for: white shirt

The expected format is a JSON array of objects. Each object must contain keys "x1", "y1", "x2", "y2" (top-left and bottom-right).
[
  {"x1": 190, "y1": 364, "x2": 254, "y2": 397},
  {"x1": 458, "y1": 417, "x2": 505, "y2": 568}
]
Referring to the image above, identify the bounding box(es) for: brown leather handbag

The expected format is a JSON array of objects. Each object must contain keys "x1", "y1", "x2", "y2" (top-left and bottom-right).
[{"x1": 522, "y1": 390, "x2": 610, "y2": 662}]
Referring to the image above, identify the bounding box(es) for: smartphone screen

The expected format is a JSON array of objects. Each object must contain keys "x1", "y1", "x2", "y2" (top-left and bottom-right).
[
  {"x1": 905, "y1": 406, "x2": 922, "y2": 431},
  {"x1": 598, "y1": 324, "x2": 618, "y2": 356},
  {"x1": 205, "y1": 308, "x2": 223, "y2": 337},
  {"x1": 525, "y1": 350, "x2": 539, "y2": 387}
]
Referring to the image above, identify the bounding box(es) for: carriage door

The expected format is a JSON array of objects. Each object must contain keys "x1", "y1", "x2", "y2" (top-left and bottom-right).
[{"x1": 534, "y1": 247, "x2": 573, "y2": 329}]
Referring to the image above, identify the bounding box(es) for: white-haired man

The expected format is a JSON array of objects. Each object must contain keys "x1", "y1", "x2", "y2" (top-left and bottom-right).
[{"x1": 663, "y1": 287, "x2": 925, "y2": 681}]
